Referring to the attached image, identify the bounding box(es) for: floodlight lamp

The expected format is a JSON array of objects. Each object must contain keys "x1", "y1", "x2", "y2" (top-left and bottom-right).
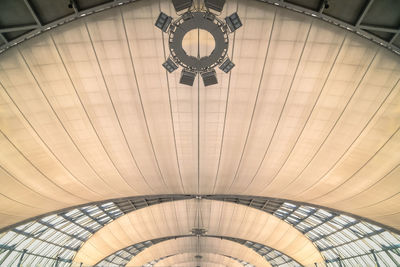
[
  {"x1": 162, "y1": 58, "x2": 178, "y2": 73},
  {"x1": 225, "y1": 12, "x2": 242, "y2": 32},
  {"x1": 191, "y1": 228, "x2": 207, "y2": 236},
  {"x1": 219, "y1": 58, "x2": 235, "y2": 73},
  {"x1": 204, "y1": 0, "x2": 226, "y2": 12},
  {"x1": 172, "y1": 0, "x2": 193, "y2": 12},
  {"x1": 155, "y1": 12, "x2": 172, "y2": 32},
  {"x1": 201, "y1": 69, "x2": 218, "y2": 86},
  {"x1": 155, "y1": 1, "x2": 243, "y2": 87},
  {"x1": 180, "y1": 69, "x2": 196, "y2": 86}
]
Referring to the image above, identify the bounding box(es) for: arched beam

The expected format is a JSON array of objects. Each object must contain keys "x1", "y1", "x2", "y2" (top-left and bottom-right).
[
  {"x1": 151, "y1": 252, "x2": 243, "y2": 267},
  {"x1": 124, "y1": 236, "x2": 271, "y2": 267},
  {"x1": 95, "y1": 234, "x2": 302, "y2": 267},
  {"x1": 73, "y1": 199, "x2": 323, "y2": 266}
]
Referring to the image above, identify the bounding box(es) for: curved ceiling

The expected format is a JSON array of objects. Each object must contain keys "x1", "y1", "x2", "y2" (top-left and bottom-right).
[
  {"x1": 1, "y1": 195, "x2": 400, "y2": 266},
  {"x1": 0, "y1": 0, "x2": 400, "y2": 266},
  {"x1": 156, "y1": 263, "x2": 228, "y2": 267},
  {"x1": 0, "y1": 0, "x2": 399, "y2": 231},
  {"x1": 152, "y1": 252, "x2": 244, "y2": 267},
  {"x1": 125, "y1": 236, "x2": 270, "y2": 267},
  {"x1": 73, "y1": 199, "x2": 322, "y2": 265}
]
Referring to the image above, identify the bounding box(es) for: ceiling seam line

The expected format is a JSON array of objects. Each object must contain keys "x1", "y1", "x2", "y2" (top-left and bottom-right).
[
  {"x1": 0, "y1": 79, "x2": 105, "y2": 204},
  {"x1": 280, "y1": 48, "x2": 380, "y2": 196},
  {"x1": 47, "y1": 33, "x2": 127, "y2": 197},
  {"x1": 83, "y1": 20, "x2": 144, "y2": 195},
  {"x1": 346, "y1": 163, "x2": 400, "y2": 210},
  {"x1": 119, "y1": 7, "x2": 171, "y2": 193},
  {"x1": 226, "y1": 7, "x2": 278, "y2": 192},
  {"x1": 3, "y1": 47, "x2": 94, "y2": 202},
  {"x1": 0, "y1": 82, "x2": 102, "y2": 199},
  {"x1": 293, "y1": 50, "x2": 398, "y2": 198},
  {"x1": 309, "y1": 125, "x2": 400, "y2": 202},
  {"x1": 85, "y1": 10, "x2": 156, "y2": 194},
  {"x1": 258, "y1": 32, "x2": 348, "y2": 193},
  {"x1": 246, "y1": 19, "x2": 315, "y2": 191},
  {"x1": 211, "y1": 0, "x2": 239, "y2": 194},
  {"x1": 158, "y1": 0, "x2": 185, "y2": 193}
]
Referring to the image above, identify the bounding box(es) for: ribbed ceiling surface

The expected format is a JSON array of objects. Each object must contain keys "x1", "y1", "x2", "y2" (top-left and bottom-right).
[
  {"x1": 0, "y1": 0, "x2": 400, "y2": 266},
  {"x1": 126, "y1": 236, "x2": 270, "y2": 267},
  {"x1": 153, "y1": 253, "x2": 243, "y2": 267},
  {"x1": 74, "y1": 199, "x2": 322, "y2": 265}
]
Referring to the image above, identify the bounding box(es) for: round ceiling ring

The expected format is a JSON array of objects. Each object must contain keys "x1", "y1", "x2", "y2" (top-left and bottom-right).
[{"x1": 169, "y1": 11, "x2": 229, "y2": 72}]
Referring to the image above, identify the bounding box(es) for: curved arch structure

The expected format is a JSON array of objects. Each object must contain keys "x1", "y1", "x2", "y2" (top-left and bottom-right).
[
  {"x1": 0, "y1": 0, "x2": 400, "y2": 266},
  {"x1": 1, "y1": 195, "x2": 400, "y2": 266},
  {"x1": 157, "y1": 263, "x2": 228, "y2": 267},
  {"x1": 125, "y1": 236, "x2": 270, "y2": 267},
  {"x1": 152, "y1": 253, "x2": 244, "y2": 267},
  {"x1": 0, "y1": 0, "x2": 399, "y2": 231},
  {"x1": 73, "y1": 199, "x2": 323, "y2": 265}
]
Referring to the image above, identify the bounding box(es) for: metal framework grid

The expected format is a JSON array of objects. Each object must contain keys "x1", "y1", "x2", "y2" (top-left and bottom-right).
[
  {"x1": 94, "y1": 234, "x2": 300, "y2": 267},
  {"x1": 0, "y1": 0, "x2": 399, "y2": 57},
  {"x1": 143, "y1": 253, "x2": 255, "y2": 267},
  {"x1": 96, "y1": 240, "x2": 154, "y2": 266},
  {"x1": 0, "y1": 195, "x2": 400, "y2": 266},
  {"x1": 222, "y1": 237, "x2": 300, "y2": 267},
  {"x1": 274, "y1": 203, "x2": 400, "y2": 266}
]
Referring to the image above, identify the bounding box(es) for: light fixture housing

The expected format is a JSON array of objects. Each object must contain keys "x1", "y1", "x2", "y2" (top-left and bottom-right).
[
  {"x1": 204, "y1": 0, "x2": 226, "y2": 12},
  {"x1": 201, "y1": 69, "x2": 218, "y2": 86},
  {"x1": 162, "y1": 58, "x2": 179, "y2": 73},
  {"x1": 219, "y1": 58, "x2": 235, "y2": 73},
  {"x1": 180, "y1": 69, "x2": 196, "y2": 86},
  {"x1": 225, "y1": 12, "x2": 242, "y2": 32},
  {"x1": 155, "y1": 0, "x2": 242, "y2": 86},
  {"x1": 155, "y1": 12, "x2": 172, "y2": 32},
  {"x1": 172, "y1": 0, "x2": 193, "y2": 12}
]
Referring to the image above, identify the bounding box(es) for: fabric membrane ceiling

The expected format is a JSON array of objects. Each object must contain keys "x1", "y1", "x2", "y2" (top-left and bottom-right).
[
  {"x1": 0, "y1": 0, "x2": 400, "y2": 266},
  {"x1": 126, "y1": 236, "x2": 270, "y2": 267},
  {"x1": 152, "y1": 253, "x2": 243, "y2": 267},
  {"x1": 73, "y1": 199, "x2": 322, "y2": 265}
]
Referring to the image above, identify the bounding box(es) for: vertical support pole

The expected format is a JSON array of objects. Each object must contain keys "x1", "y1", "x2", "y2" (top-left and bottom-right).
[
  {"x1": 80, "y1": 263, "x2": 83, "y2": 267},
  {"x1": 17, "y1": 249, "x2": 27, "y2": 267},
  {"x1": 337, "y1": 257, "x2": 343, "y2": 267},
  {"x1": 54, "y1": 256, "x2": 59, "y2": 267},
  {"x1": 370, "y1": 249, "x2": 380, "y2": 267}
]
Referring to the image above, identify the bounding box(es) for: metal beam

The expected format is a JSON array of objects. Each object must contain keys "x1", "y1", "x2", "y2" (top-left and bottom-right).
[
  {"x1": 0, "y1": 34, "x2": 7, "y2": 44},
  {"x1": 389, "y1": 29, "x2": 400, "y2": 44},
  {"x1": 23, "y1": 0, "x2": 42, "y2": 26},
  {"x1": 355, "y1": 0, "x2": 375, "y2": 26},
  {"x1": 94, "y1": 234, "x2": 300, "y2": 267},
  {"x1": 359, "y1": 24, "x2": 399, "y2": 33},
  {"x1": 0, "y1": 24, "x2": 38, "y2": 33},
  {"x1": 318, "y1": 0, "x2": 326, "y2": 13}
]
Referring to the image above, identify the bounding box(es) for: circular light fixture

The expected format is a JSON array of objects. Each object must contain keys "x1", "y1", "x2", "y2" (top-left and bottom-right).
[
  {"x1": 169, "y1": 12, "x2": 229, "y2": 72},
  {"x1": 155, "y1": 0, "x2": 242, "y2": 86}
]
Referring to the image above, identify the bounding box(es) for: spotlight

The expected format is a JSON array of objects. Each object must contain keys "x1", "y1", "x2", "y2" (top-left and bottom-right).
[
  {"x1": 180, "y1": 69, "x2": 196, "y2": 86},
  {"x1": 162, "y1": 58, "x2": 178, "y2": 73},
  {"x1": 204, "y1": 0, "x2": 226, "y2": 12},
  {"x1": 324, "y1": 0, "x2": 330, "y2": 9},
  {"x1": 219, "y1": 58, "x2": 235, "y2": 73},
  {"x1": 201, "y1": 69, "x2": 218, "y2": 86},
  {"x1": 68, "y1": 0, "x2": 76, "y2": 9},
  {"x1": 155, "y1": 12, "x2": 172, "y2": 32},
  {"x1": 225, "y1": 12, "x2": 242, "y2": 32},
  {"x1": 172, "y1": 0, "x2": 193, "y2": 12}
]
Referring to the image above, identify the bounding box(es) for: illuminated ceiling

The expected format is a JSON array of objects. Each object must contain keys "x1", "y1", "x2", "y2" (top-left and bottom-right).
[{"x1": 0, "y1": 0, "x2": 400, "y2": 266}]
